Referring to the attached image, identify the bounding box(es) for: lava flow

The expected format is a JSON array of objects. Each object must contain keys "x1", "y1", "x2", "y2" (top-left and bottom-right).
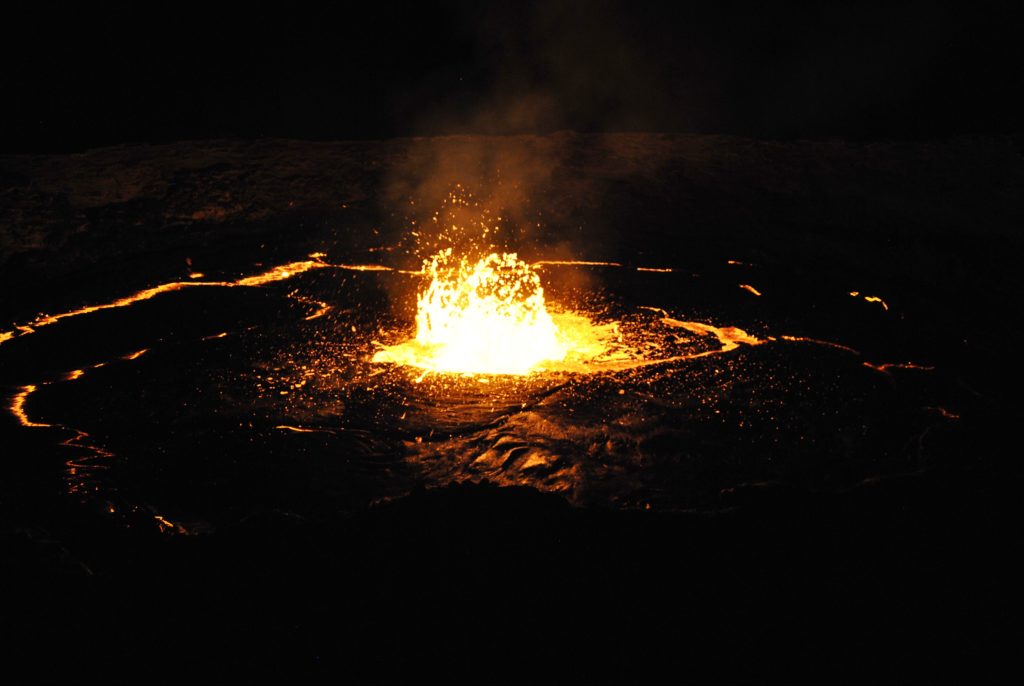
[
  {"x1": 373, "y1": 249, "x2": 615, "y2": 376},
  {"x1": 0, "y1": 180, "x2": 957, "y2": 524}
]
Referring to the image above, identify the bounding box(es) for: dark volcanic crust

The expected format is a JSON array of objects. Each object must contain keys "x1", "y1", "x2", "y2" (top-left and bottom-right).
[
  {"x1": 1, "y1": 134, "x2": 1021, "y2": 677},
  {"x1": 2, "y1": 133, "x2": 1020, "y2": 413},
  {"x1": 3, "y1": 132, "x2": 1024, "y2": 281}
]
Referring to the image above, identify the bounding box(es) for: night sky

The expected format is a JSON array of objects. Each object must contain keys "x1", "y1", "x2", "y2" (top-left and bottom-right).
[{"x1": 4, "y1": 0, "x2": 1020, "y2": 153}]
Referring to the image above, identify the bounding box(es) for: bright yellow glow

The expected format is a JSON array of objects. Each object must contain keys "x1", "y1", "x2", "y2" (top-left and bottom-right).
[{"x1": 373, "y1": 250, "x2": 610, "y2": 376}]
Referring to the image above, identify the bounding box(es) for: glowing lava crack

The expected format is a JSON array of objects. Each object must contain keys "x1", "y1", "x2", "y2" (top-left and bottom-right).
[{"x1": 373, "y1": 250, "x2": 614, "y2": 376}]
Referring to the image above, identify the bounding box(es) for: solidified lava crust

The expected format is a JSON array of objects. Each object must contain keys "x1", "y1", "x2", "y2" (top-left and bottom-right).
[{"x1": 1, "y1": 133, "x2": 1018, "y2": 533}]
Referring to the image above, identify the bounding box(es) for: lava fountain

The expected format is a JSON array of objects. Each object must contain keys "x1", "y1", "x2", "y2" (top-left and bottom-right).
[{"x1": 372, "y1": 248, "x2": 614, "y2": 376}]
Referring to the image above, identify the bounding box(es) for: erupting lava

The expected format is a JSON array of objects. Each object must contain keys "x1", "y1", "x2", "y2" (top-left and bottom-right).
[{"x1": 373, "y1": 249, "x2": 609, "y2": 376}]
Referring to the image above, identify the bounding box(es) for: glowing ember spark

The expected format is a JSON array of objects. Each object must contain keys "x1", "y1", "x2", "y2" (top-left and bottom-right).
[
  {"x1": 926, "y1": 406, "x2": 960, "y2": 420},
  {"x1": 304, "y1": 303, "x2": 331, "y2": 320},
  {"x1": 374, "y1": 250, "x2": 610, "y2": 376},
  {"x1": 849, "y1": 291, "x2": 889, "y2": 310},
  {"x1": 153, "y1": 515, "x2": 187, "y2": 534},
  {"x1": 738, "y1": 284, "x2": 762, "y2": 296}
]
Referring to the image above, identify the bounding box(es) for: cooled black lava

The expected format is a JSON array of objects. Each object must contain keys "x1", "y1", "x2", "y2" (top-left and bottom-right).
[{"x1": 0, "y1": 250, "x2": 968, "y2": 533}]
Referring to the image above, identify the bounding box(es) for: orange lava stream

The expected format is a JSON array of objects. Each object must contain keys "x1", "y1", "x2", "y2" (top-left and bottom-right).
[
  {"x1": 532, "y1": 260, "x2": 623, "y2": 268},
  {"x1": 8, "y1": 345, "x2": 176, "y2": 508},
  {"x1": 780, "y1": 335, "x2": 860, "y2": 355},
  {"x1": 0, "y1": 256, "x2": 410, "y2": 348},
  {"x1": 2, "y1": 255, "x2": 375, "y2": 440},
  {"x1": 863, "y1": 361, "x2": 936, "y2": 374},
  {"x1": 10, "y1": 385, "x2": 51, "y2": 427},
  {"x1": 0, "y1": 256, "x2": 332, "y2": 346},
  {"x1": 780, "y1": 335, "x2": 935, "y2": 374}
]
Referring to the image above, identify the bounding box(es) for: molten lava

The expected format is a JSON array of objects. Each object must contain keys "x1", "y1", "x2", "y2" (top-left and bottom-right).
[{"x1": 373, "y1": 249, "x2": 609, "y2": 376}]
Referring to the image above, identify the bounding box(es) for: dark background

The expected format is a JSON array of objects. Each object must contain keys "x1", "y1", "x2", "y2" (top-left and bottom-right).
[{"x1": 3, "y1": 0, "x2": 1021, "y2": 153}]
